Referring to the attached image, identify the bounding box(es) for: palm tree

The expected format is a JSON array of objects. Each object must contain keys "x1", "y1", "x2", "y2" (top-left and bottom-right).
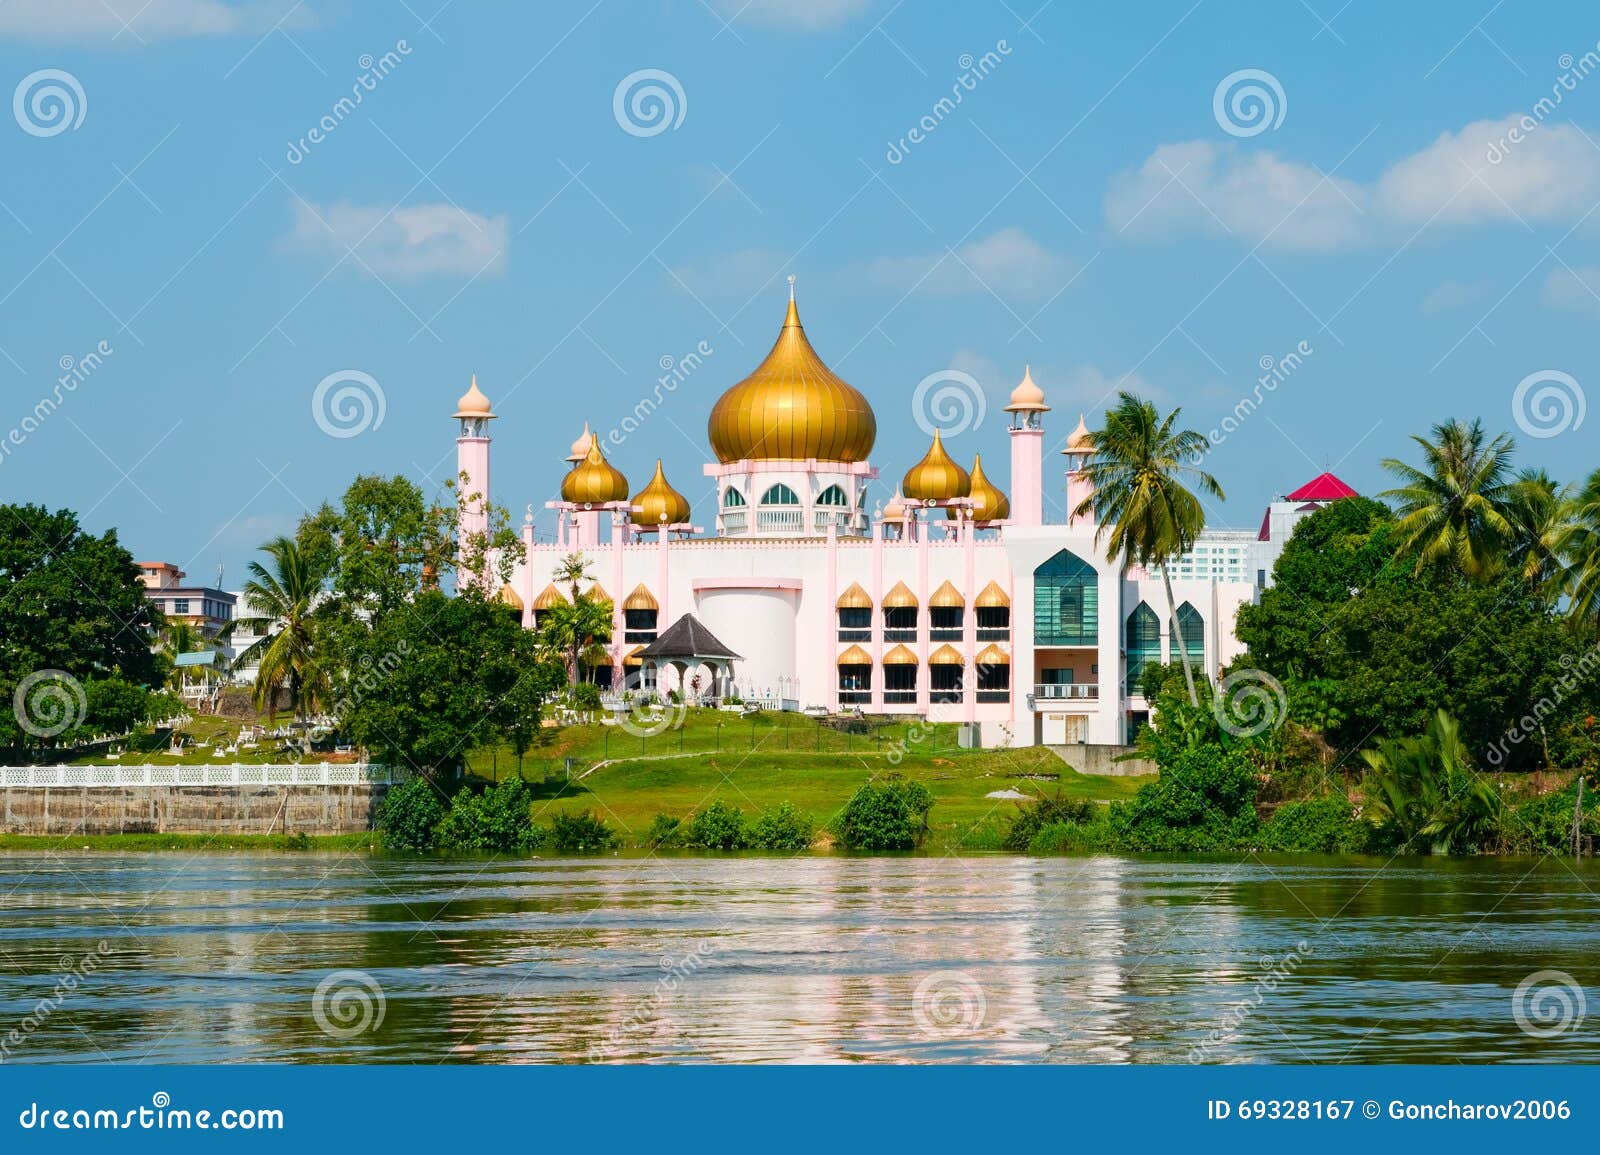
[
  {"x1": 1560, "y1": 466, "x2": 1600, "y2": 625},
  {"x1": 1380, "y1": 419, "x2": 1516, "y2": 581},
  {"x1": 227, "y1": 536, "x2": 332, "y2": 719},
  {"x1": 1360, "y1": 710, "x2": 1501, "y2": 854},
  {"x1": 1504, "y1": 468, "x2": 1574, "y2": 602},
  {"x1": 1072, "y1": 392, "x2": 1223, "y2": 706},
  {"x1": 158, "y1": 618, "x2": 215, "y2": 693},
  {"x1": 539, "y1": 597, "x2": 613, "y2": 686},
  {"x1": 554, "y1": 552, "x2": 591, "y2": 603}
]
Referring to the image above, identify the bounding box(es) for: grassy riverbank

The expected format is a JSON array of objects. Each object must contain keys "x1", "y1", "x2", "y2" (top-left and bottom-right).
[{"x1": 0, "y1": 832, "x2": 379, "y2": 852}]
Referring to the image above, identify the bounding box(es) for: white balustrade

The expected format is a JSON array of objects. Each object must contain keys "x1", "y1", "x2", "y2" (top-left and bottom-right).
[{"x1": 0, "y1": 764, "x2": 408, "y2": 788}]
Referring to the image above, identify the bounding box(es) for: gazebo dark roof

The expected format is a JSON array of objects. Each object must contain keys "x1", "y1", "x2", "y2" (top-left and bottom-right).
[{"x1": 636, "y1": 613, "x2": 742, "y2": 661}]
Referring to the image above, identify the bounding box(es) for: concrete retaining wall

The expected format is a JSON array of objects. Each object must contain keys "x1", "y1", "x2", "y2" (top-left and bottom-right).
[
  {"x1": 1048, "y1": 744, "x2": 1158, "y2": 778},
  {"x1": 0, "y1": 784, "x2": 389, "y2": 835}
]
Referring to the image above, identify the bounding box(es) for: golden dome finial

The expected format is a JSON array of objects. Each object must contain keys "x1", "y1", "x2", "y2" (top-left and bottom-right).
[
  {"x1": 951, "y1": 452, "x2": 1009, "y2": 521},
  {"x1": 630, "y1": 458, "x2": 691, "y2": 526},
  {"x1": 787, "y1": 273, "x2": 796, "y2": 302},
  {"x1": 561, "y1": 440, "x2": 629, "y2": 504},
  {"x1": 902, "y1": 429, "x2": 971, "y2": 503},
  {"x1": 707, "y1": 289, "x2": 876, "y2": 464},
  {"x1": 453, "y1": 373, "x2": 495, "y2": 419},
  {"x1": 1003, "y1": 365, "x2": 1048, "y2": 413},
  {"x1": 567, "y1": 421, "x2": 595, "y2": 464},
  {"x1": 1065, "y1": 413, "x2": 1094, "y2": 452}
]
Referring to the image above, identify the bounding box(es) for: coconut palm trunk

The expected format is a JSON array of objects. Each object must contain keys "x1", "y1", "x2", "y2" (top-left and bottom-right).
[{"x1": 1161, "y1": 564, "x2": 1198, "y2": 705}]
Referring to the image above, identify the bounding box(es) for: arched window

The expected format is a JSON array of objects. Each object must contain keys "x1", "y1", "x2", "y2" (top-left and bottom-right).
[
  {"x1": 760, "y1": 483, "x2": 799, "y2": 505},
  {"x1": 816, "y1": 484, "x2": 849, "y2": 506},
  {"x1": 722, "y1": 487, "x2": 746, "y2": 507},
  {"x1": 1033, "y1": 550, "x2": 1098, "y2": 646},
  {"x1": 1176, "y1": 602, "x2": 1205, "y2": 668},
  {"x1": 1125, "y1": 603, "x2": 1161, "y2": 696}
]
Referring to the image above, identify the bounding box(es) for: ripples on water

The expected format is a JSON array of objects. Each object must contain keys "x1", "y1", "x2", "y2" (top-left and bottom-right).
[{"x1": 0, "y1": 853, "x2": 1596, "y2": 1064}]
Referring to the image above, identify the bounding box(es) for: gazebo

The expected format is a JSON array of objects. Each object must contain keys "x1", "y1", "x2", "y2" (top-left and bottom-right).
[{"x1": 634, "y1": 614, "x2": 742, "y2": 704}]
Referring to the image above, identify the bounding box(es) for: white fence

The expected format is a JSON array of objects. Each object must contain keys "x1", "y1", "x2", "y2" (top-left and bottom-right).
[{"x1": 0, "y1": 764, "x2": 408, "y2": 788}]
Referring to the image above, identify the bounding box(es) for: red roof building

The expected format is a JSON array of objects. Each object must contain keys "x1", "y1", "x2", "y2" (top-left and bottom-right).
[{"x1": 1285, "y1": 472, "x2": 1358, "y2": 502}]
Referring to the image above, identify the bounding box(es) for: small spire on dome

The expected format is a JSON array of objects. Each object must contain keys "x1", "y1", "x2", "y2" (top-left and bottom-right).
[
  {"x1": 453, "y1": 373, "x2": 496, "y2": 419},
  {"x1": 787, "y1": 273, "x2": 796, "y2": 301}
]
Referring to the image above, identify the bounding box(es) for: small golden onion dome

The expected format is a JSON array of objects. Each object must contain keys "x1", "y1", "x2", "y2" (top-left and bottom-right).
[
  {"x1": 1065, "y1": 413, "x2": 1094, "y2": 452},
  {"x1": 929, "y1": 580, "x2": 965, "y2": 608},
  {"x1": 837, "y1": 644, "x2": 872, "y2": 666},
  {"x1": 567, "y1": 422, "x2": 595, "y2": 463},
  {"x1": 586, "y1": 582, "x2": 611, "y2": 605},
  {"x1": 623, "y1": 645, "x2": 646, "y2": 668},
  {"x1": 881, "y1": 489, "x2": 909, "y2": 522},
  {"x1": 902, "y1": 430, "x2": 971, "y2": 503},
  {"x1": 496, "y1": 583, "x2": 524, "y2": 612},
  {"x1": 975, "y1": 643, "x2": 1010, "y2": 666},
  {"x1": 561, "y1": 442, "x2": 630, "y2": 505},
  {"x1": 1003, "y1": 365, "x2": 1049, "y2": 413},
  {"x1": 975, "y1": 579, "x2": 1011, "y2": 608},
  {"x1": 951, "y1": 453, "x2": 1010, "y2": 521},
  {"x1": 532, "y1": 583, "x2": 569, "y2": 611},
  {"x1": 882, "y1": 580, "x2": 918, "y2": 608},
  {"x1": 622, "y1": 584, "x2": 659, "y2": 612},
  {"x1": 929, "y1": 643, "x2": 965, "y2": 666},
  {"x1": 707, "y1": 291, "x2": 876, "y2": 464},
  {"x1": 453, "y1": 374, "x2": 496, "y2": 419},
  {"x1": 882, "y1": 643, "x2": 918, "y2": 665},
  {"x1": 836, "y1": 581, "x2": 873, "y2": 609},
  {"x1": 629, "y1": 459, "x2": 691, "y2": 526}
]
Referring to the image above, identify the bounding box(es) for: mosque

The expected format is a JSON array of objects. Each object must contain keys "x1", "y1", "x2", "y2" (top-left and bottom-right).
[{"x1": 450, "y1": 289, "x2": 1350, "y2": 748}]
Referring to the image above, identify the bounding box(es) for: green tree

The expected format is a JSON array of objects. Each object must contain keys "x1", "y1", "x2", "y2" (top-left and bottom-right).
[
  {"x1": 1560, "y1": 467, "x2": 1600, "y2": 625},
  {"x1": 1072, "y1": 392, "x2": 1223, "y2": 705},
  {"x1": 1380, "y1": 418, "x2": 1515, "y2": 582},
  {"x1": 1504, "y1": 468, "x2": 1574, "y2": 602},
  {"x1": 1360, "y1": 710, "x2": 1501, "y2": 854},
  {"x1": 228, "y1": 536, "x2": 332, "y2": 719},
  {"x1": 336, "y1": 589, "x2": 565, "y2": 774},
  {"x1": 540, "y1": 555, "x2": 613, "y2": 687}
]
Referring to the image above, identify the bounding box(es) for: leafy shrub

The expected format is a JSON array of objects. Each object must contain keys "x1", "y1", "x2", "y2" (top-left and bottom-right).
[
  {"x1": 747, "y1": 803, "x2": 814, "y2": 850},
  {"x1": 834, "y1": 777, "x2": 936, "y2": 851},
  {"x1": 1108, "y1": 743, "x2": 1260, "y2": 852},
  {"x1": 688, "y1": 801, "x2": 748, "y2": 850},
  {"x1": 376, "y1": 776, "x2": 447, "y2": 852},
  {"x1": 1003, "y1": 792, "x2": 1099, "y2": 852},
  {"x1": 1027, "y1": 820, "x2": 1113, "y2": 854},
  {"x1": 1359, "y1": 711, "x2": 1500, "y2": 854},
  {"x1": 1257, "y1": 797, "x2": 1373, "y2": 853},
  {"x1": 646, "y1": 814, "x2": 684, "y2": 849},
  {"x1": 548, "y1": 810, "x2": 618, "y2": 853},
  {"x1": 435, "y1": 777, "x2": 545, "y2": 854},
  {"x1": 1501, "y1": 780, "x2": 1598, "y2": 855},
  {"x1": 570, "y1": 683, "x2": 602, "y2": 710}
]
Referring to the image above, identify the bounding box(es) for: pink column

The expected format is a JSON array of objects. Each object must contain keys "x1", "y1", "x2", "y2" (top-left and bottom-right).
[
  {"x1": 963, "y1": 514, "x2": 977, "y2": 724},
  {"x1": 456, "y1": 433, "x2": 491, "y2": 587},
  {"x1": 825, "y1": 523, "x2": 838, "y2": 712},
  {"x1": 610, "y1": 514, "x2": 625, "y2": 688},
  {"x1": 1066, "y1": 449, "x2": 1096, "y2": 530},
  {"x1": 870, "y1": 520, "x2": 884, "y2": 712},
  {"x1": 916, "y1": 514, "x2": 930, "y2": 713},
  {"x1": 1008, "y1": 426, "x2": 1043, "y2": 526},
  {"x1": 520, "y1": 520, "x2": 536, "y2": 629}
]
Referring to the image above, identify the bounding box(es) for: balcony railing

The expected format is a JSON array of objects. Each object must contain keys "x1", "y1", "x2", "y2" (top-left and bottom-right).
[
  {"x1": 720, "y1": 512, "x2": 747, "y2": 534},
  {"x1": 1032, "y1": 683, "x2": 1099, "y2": 701},
  {"x1": 756, "y1": 508, "x2": 804, "y2": 534}
]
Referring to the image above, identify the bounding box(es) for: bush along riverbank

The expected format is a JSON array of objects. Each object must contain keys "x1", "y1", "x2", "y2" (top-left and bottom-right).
[
  {"x1": 376, "y1": 774, "x2": 942, "y2": 855},
  {"x1": 1012, "y1": 668, "x2": 1599, "y2": 858}
]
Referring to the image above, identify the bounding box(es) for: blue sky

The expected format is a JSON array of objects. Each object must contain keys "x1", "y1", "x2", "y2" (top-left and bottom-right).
[{"x1": 1, "y1": 0, "x2": 1596, "y2": 584}]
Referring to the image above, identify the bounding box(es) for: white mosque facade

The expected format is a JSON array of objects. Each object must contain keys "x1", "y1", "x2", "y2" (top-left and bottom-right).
[{"x1": 452, "y1": 292, "x2": 1349, "y2": 749}]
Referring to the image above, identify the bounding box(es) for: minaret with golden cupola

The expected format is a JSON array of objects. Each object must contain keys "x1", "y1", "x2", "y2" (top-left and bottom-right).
[
  {"x1": 559, "y1": 438, "x2": 630, "y2": 547},
  {"x1": 453, "y1": 374, "x2": 496, "y2": 587},
  {"x1": 1003, "y1": 365, "x2": 1048, "y2": 526},
  {"x1": 1064, "y1": 414, "x2": 1096, "y2": 530}
]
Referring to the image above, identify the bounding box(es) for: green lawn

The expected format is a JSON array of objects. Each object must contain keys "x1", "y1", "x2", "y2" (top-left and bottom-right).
[{"x1": 467, "y1": 710, "x2": 1152, "y2": 851}]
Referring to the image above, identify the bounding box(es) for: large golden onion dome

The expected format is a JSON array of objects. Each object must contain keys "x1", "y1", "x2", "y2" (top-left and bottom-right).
[
  {"x1": 561, "y1": 442, "x2": 630, "y2": 504},
  {"x1": 949, "y1": 453, "x2": 1009, "y2": 521},
  {"x1": 902, "y1": 430, "x2": 970, "y2": 503},
  {"x1": 630, "y1": 459, "x2": 691, "y2": 526},
  {"x1": 707, "y1": 290, "x2": 876, "y2": 463}
]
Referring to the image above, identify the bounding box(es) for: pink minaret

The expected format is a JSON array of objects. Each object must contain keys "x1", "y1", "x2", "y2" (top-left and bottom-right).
[
  {"x1": 1064, "y1": 414, "x2": 1096, "y2": 529},
  {"x1": 453, "y1": 375, "x2": 496, "y2": 586},
  {"x1": 1004, "y1": 366, "x2": 1048, "y2": 526}
]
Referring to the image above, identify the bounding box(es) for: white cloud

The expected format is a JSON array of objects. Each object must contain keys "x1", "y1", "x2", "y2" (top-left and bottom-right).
[
  {"x1": 859, "y1": 228, "x2": 1076, "y2": 299},
  {"x1": 0, "y1": 0, "x2": 310, "y2": 42},
  {"x1": 667, "y1": 247, "x2": 790, "y2": 299},
  {"x1": 1106, "y1": 116, "x2": 1600, "y2": 252},
  {"x1": 707, "y1": 0, "x2": 871, "y2": 30},
  {"x1": 1421, "y1": 279, "x2": 1488, "y2": 313},
  {"x1": 1541, "y1": 266, "x2": 1600, "y2": 313},
  {"x1": 281, "y1": 200, "x2": 509, "y2": 279}
]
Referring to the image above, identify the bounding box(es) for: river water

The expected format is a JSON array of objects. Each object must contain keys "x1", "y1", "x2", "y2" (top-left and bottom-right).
[{"x1": 0, "y1": 853, "x2": 1595, "y2": 1064}]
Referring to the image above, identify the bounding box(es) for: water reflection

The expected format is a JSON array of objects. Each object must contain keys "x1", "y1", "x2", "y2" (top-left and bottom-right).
[{"x1": 0, "y1": 853, "x2": 1595, "y2": 1064}]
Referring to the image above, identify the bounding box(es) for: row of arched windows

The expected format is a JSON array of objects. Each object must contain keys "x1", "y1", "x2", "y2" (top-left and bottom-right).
[{"x1": 723, "y1": 483, "x2": 854, "y2": 507}]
